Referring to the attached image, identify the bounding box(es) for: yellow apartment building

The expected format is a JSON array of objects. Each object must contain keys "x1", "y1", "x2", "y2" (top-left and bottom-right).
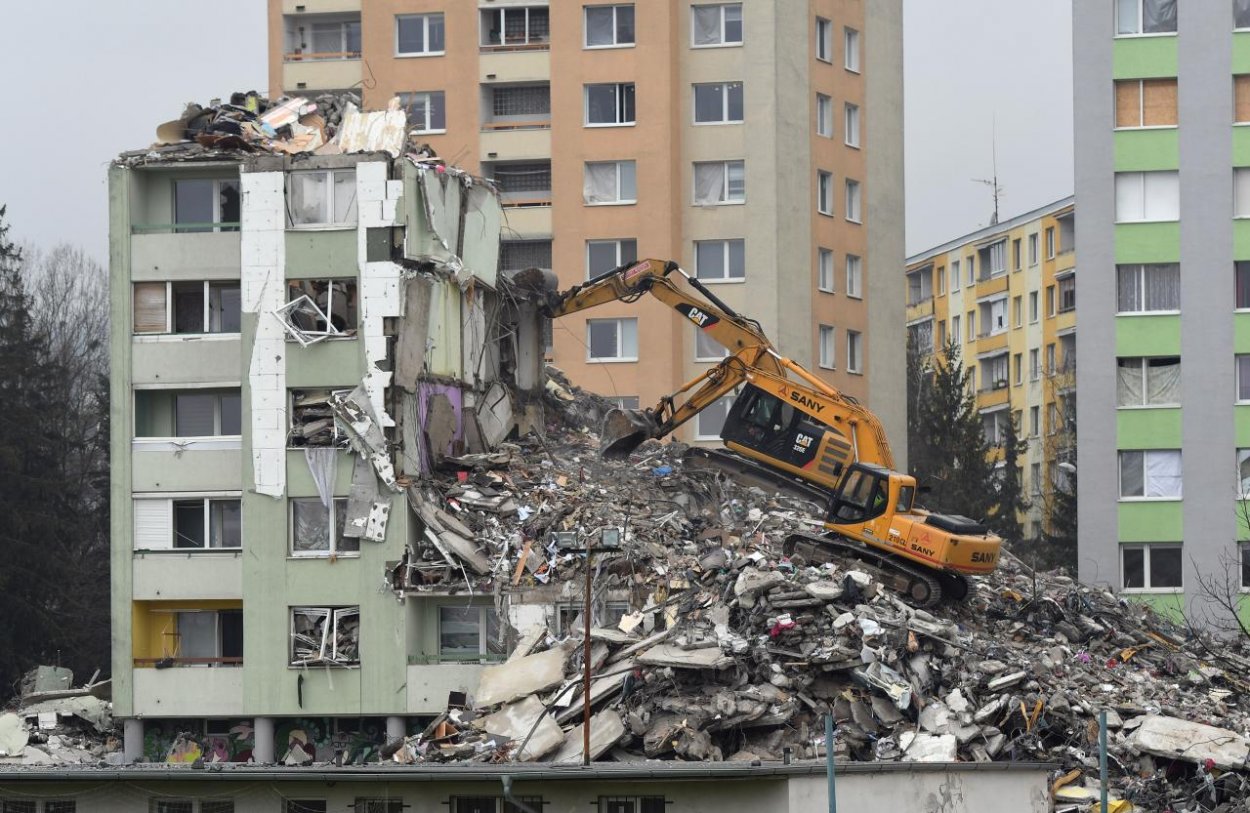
[
  {"x1": 267, "y1": 0, "x2": 906, "y2": 450},
  {"x1": 905, "y1": 197, "x2": 1075, "y2": 539}
]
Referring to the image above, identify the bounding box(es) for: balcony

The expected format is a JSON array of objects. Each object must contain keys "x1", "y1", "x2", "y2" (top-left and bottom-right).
[
  {"x1": 133, "y1": 666, "x2": 243, "y2": 717},
  {"x1": 282, "y1": 59, "x2": 361, "y2": 94},
  {"x1": 479, "y1": 7, "x2": 550, "y2": 53},
  {"x1": 482, "y1": 160, "x2": 552, "y2": 208},
  {"x1": 282, "y1": 0, "x2": 359, "y2": 13},
  {"x1": 282, "y1": 13, "x2": 361, "y2": 91},
  {"x1": 131, "y1": 232, "x2": 241, "y2": 279},
  {"x1": 132, "y1": 551, "x2": 243, "y2": 601},
  {"x1": 480, "y1": 50, "x2": 551, "y2": 83},
  {"x1": 481, "y1": 127, "x2": 551, "y2": 162}
]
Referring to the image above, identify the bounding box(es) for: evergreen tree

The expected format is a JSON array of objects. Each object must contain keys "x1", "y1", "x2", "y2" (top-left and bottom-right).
[{"x1": 991, "y1": 412, "x2": 1030, "y2": 542}]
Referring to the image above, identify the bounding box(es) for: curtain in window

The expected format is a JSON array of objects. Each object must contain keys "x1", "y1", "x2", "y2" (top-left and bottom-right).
[
  {"x1": 1116, "y1": 266, "x2": 1141, "y2": 312},
  {"x1": 692, "y1": 6, "x2": 722, "y2": 44},
  {"x1": 1145, "y1": 358, "x2": 1180, "y2": 404},
  {"x1": 1237, "y1": 262, "x2": 1250, "y2": 308},
  {"x1": 1238, "y1": 0, "x2": 1250, "y2": 29},
  {"x1": 1143, "y1": 0, "x2": 1177, "y2": 33},
  {"x1": 585, "y1": 7, "x2": 615, "y2": 45},
  {"x1": 1116, "y1": 0, "x2": 1139, "y2": 34},
  {"x1": 290, "y1": 173, "x2": 327, "y2": 224},
  {"x1": 1146, "y1": 451, "x2": 1181, "y2": 497},
  {"x1": 583, "y1": 163, "x2": 618, "y2": 203},
  {"x1": 1144, "y1": 263, "x2": 1180, "y2": 310},
  {"x1": 693, "y1": 163, "x2": 726, "y2": 205},
  {"x1": 1120, "y1": 451, "x2": 1144, "y2": 496},
  {"x1": 586, "y1": 85, "x2": 618, "y2": 123},
  {"x1": 1239, "y1": 450, "x2": 1250, "y2": 497}
]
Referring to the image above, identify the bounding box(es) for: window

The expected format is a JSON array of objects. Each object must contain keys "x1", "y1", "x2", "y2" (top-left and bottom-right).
[
  {"x1": 692, "y1": 160, "x2": 746, "y2": 205},
  {"x1": 691, "y1": 3, "x2": 742, "y2": 46},
  {"x1": 587, "y1": 239, "x2": 637, "y2": 280},
  {"x1": 1121, "y1": 545, "x2": 1183, "y2": 591},
  {"x1": 150, "y1": 802, "x2": 194, "y2": 813},
  {"x1": 906, "y1": 269, "x2": 932, "y2": 305},
  {"x1": 588, "y1": 318, "x2": 638, "y2": 361},
  {"x1": 844, "y1": 179, "x2": 862, "y2": 222},
  {"x1": 488, "y1": 84, "x2": 551, "y2": 126},
  {"x1": 555, "y1": 601, "x2": 632, "y2": 636},
  {"x1": 1236, "y1": 168, "x2": 1250, "y2": 218},
  {"x1": 287, "y1": 803, "x2": 328, "y2": 813},
  {"x1": 1045, "y1": 228, "x2": 1056, "y2": 260},
  {"x1": 844, "y1": 103, "x2": 860, "y2": 147},
  {"x1": 982, "y1": 355, "x2": 1009, "y2": 390},
  {"x1": 846, "y1": 255, "x2": 862, "y2": 298},
  {"x1": 277, "y1": 279, "x2": 359, "y2": 343},
  {"x1": 694, "y1": 328, "x2": 729, "y2": 361},
  {"x1": 1046, "y1": 285, "x2": 1056, "y2": 317},
  {"x1": 1115, "y1": 78, "x2": 1178, "y2": 128},
  {"x1": 966, "y1": 311, "x2": 975, "y2": 341},
  {"x1": 979, "y1": 297, "x2": 1007, "y2": 335},
  {"x1": 1238, "y1": 262, "x2": 1250, "y2": 308},
  {"x1": 1014, "y1": 353, "x2": 1023, "y2": 386},
  {"x1": 1239, "y1": 449, "x2": 1250, "y2": 497},
  {"x1": 134, "y1": 389, "x2": 241, "y2": 438},
  {"x1": 1240, "y1": 1, "x2": 1250, "y2": 29},
  {"x1": 173, "y1": 179, "x2": 240, "y2": 233},
  {"x1": 172, "y1": 610, "x2": 242, "y2": 664},
  {"x1": 500, "y1": 239, "x2": 553, "y2": 272},
  {"x1": 291, "y1": 606, "x2": 360, "y2": 666},
  {"x1": 289, "y1": 388, "x2": 352, "y2": 447},
  {"x1": 141, "y1": 497, "x2": 243, "y2": 550},
  {"x1": 1046, "y1": 343, "x2": 1056, "y2": 374},
  {"x1": 816, "y1": 17, "x2": 833, "y2": 61},
  {"x1": 847, "y1": 330, "x2": 863, "y2": 374},
  {"x1": 966, "y1": 257, "x2": 975, "y2": 286},
  {"x1": 694, "y1": 239, "x2": 745, "y2": 281},
  {"x1": 1117, "y1": 263, "x2": 1180, "y2": 312},
  {"x1": 1012, "y1": 296, "x2": 1022, "y2": 328},
  {"x1": 598, "y1": 797, "x2": 666, "y2": 813},
  {"x1": 451, "y1": 798, "x2": 544, "y2": 813},
  {"x1": 1028, "y1": 234, "x2": 1038, "y2": 265},
  {"x1": 439, "y1": 606, "x2": 505, "y2": 660},
  {"x1": 981, "y1": 408, "x2": 1010, "y2": 444},
  {"x1": 950, "y1": 260, "x2": 960, "y2": 291},
  {"x1": 937, "y1": 267, "x2": 946, "y2": 296},
  {"x1": 132, "y1": 281, "x2": 240, "y2": 335},
  {"x1": 951, "y1": 315, "x2": 961, "y2": 344},
  {"x1": 818, "y1": 248, "x2": 835, "y2": 292},
  {"x1": 1031, "y1": 462, "x2": 1043, "y2": 497},
  {"x1": 695, "y1": 82, "x2": 744, "y2": 124},
  {"x1": 1058, "y1": 276, "x2": 1076, "y2": 312},
  {"x1": 399, "y1": 91, "x2": 446, "y2": 133},
  {"x1": 585, "y1": 83, "x2": 636, "y2": 126},
  {"x1": 816, "y1": 93, "x2": 833, "y2": 136},
  {"x1": 1238, "y1": 355, "x2": 1250, "y2": 401},
  {"x1": 1236, "y1": 75, "x2": 1250, "y2": 123},
  {"x1": 908, "y1": 321, "x2": 934, "y2": 355},
  {"x1": 291, "y1": 497, "x2": 358, "y2": 556},
  {"x1": 1013, "y1": 239, "x2": 1022, "y2": 271},
  {"x1": 1116, "y1": 0, "x2": 1177, "y2": 35},
  {"x1": 1117, "y1": 357, "x2": 1181, "y2": 406},
  {"x1": 1029, "y1": 405, "x2": 1040, "y2": 436},
  {"x1": 844, "y1": 27, "x2": 861, "y2": 71},
  {"x1": 1115, "y1": 171, "x2": 1179, "y2": 222},
  {"x1": 1029, "y1": 349, "x2": 1040, "y2": 381},
  {"x1": 287, "y1": 169, "x2": 357, "y2": 227},
  {"x1": 985, "y1": 242, "x2": 1006, "y2": 277},
  {"x1": 584, "y1": 161, "x2": 637, "y2": 204},
  {"x1": 1028, "y1": 291, "x2": 1039, "y2": 323},
  {"x1": 396, "y1": 13, "x2": 445, "y2": 55},
  {"x1": 695, "y1": 395, "x2": 734, "y2": 439},
  {"x1": 819, "y1": 325, "x2": 836, "y2": 369},
  {"x1": 480, "y1": 7, "x2": 549, "y2": 48},
  {"x1": 1119, "y1": 450, "x2": 1182, "y2": 498},
  {"x1": 488, "y1": 160, "x2": 552, "y2": 205},
  {"x1": 817, "y1": 170, "x2": 833, "y2": 215},
  {"x1": 302, "y1": 18, "x2": 360, "y2": 60},
  {"x1": 585, "y1": 4, "x2": 635, "y2": 47}
]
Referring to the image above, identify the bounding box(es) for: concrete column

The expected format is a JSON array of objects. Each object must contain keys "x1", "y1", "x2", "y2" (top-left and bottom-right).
[
  {"x1": 386, "y1": 716, "x2": 407, "y2": 742},
  {"x1": 122, "y1": 719, "x2": 144, "y2": 763},
  {"x1": 253, "y1": 717, "x2": 275, "y2": 764}
]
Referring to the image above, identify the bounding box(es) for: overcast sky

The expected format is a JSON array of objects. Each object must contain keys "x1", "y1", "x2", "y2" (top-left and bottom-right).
[{"x1": 0, "y1": 0, "x2": 1072, "y2": 262}]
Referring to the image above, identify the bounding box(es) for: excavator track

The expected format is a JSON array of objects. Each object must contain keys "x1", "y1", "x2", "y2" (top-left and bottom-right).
[{"x1": 782, "y1": 531, "x2": 968, "y2": 608}]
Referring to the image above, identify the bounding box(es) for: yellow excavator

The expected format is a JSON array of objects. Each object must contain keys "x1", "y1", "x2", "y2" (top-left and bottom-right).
[{"x1": 543, "y1": 259, "x2": 1003, "y2": 605}]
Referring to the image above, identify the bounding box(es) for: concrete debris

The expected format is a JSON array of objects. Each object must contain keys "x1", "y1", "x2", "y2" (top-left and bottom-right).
[
  {"x1": 1, "y1": 667, "x2": 117, "y2": 766},
  {"x1": 475, "y1": 648, "x2": 568, "y2": 707}
]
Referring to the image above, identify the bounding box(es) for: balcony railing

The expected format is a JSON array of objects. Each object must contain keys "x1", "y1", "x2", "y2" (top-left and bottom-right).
[
  {"x1": 134, "y1": 657, "x2": 243, "y2": 667},
  {"x1": 481, "y1": 118, "x2": 551, "y2": 132},
  {"x1": 284, "y1": 49, "x2": 360, "y2": 62}
]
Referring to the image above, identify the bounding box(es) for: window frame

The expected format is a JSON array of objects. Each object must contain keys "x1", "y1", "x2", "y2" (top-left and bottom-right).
[
  {"x1": 1120, "y1": 544, "x2": 1184, "y2": 593},
  {"x1": 815, "y1": 17, "x2": 833, "y2": 62},
  {"x1": 172, "y1": 178, "x2": 241, "y2": 234},
  {"x1": 694, "y1": 238, "x2": 746, "y2": 283},
  {"x1": 171, "y1": 496, "x2": 243, "y2": 550},
  {"x1": 597, "y1": 797, "x2": 667, "y2": 813},
  {"x1": 586, "y1": 317, "x2": 639, "y2": 362},
  {"x1": 1118, "y1": 449, "x2": 1183, "y2": 500},
  {"x1": 132, "y1": 280, "x2": 242, "y2": 336},
  {"x1": 290, "y1": 606, "x2": 360, "y2": 667},
  {"x1": 583, "y1": 160, "x2": 638, "y2": 205},
  {"x1": 584, "y1": 82, "x2": 636, "y2": 127},
  {"x1": 438, "y1": 605, "x2": 505, "y2": 662},
  {"x1": 395, "y1": 12, "x2": 446, "y2": 57},
  {"x1": 1114, "y1": 0, "x2": 1178, "y2": 37},
  {"x1": 1114, "y1": 78, "x2": 1179, "y2": 130},
  {"x1": 818, "y1": 247, "x2": 835, "y2": 293},
  {"x1": 1117, "y1": 263, "x2": 1181, "y2": 314},
  {"x1": 1238, "y1": 355, "x2": 1250, "y2": 403},
  {"x1": 846, "y1": 254, "x2": 862, "y2": 299},
  {"x1": 692, "y1": 160, "x2": 746, "y2": 205},
  {"x1": 690, "y1": 3, "x2": 743, "y2": 48},
  {"x1": 844, "y1": 27, "x2": 861, "y2": 72},
  {"x1": 817, "y1": 170, "x2": 834, "y2": 215},
  {"x1": 289, "y1": 496, "x2": 358, "y2": 557},
  {"x1": 399, "y1": 91, "x2": 446, "y2": 134},
  {"x1": 818, "y1": 324, "x2": 836, "y2": 370},
  {"x1": 479, "y1": 7, "x2": 550, "y2": 49},
  {"x1": 586, "y1": 238, "x2": 638, "y2": 281},
  {"x1": 844, "y1": 178, "x2": 862, "y2": 223},
  {"x1": 1115, "y1": 170, "x2": 1180, "y2": 223},
  {"x1": 1058, "y1": 275, "x2": 1076, "y2": 312},
  {"x1": 846, "y1": 330, "x2": 863, "y2": 374},
  {"x1": 815, "y1": 93, "x2": 833, "y2": 136},
  {"x1": 286, "y1": 168, "x2": 358, "y2": 229},
  {"x1": 1116, "y1": 356, "x2": 1181, "y2": 408},
  {"x1": 693, "y1": 82, "x2": 744, "y2": 125},
  {"x1": 844, "y1": 102, "x2": 860, "y2": 147},
  {"x1": 584, "y1": 4, "x2": 636, "y2": 49}
]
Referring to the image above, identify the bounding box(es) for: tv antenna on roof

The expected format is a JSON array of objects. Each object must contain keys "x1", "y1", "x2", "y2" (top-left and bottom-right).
[{"x1": 972, "y1": 117, "x2": 1002, "y2": 225}]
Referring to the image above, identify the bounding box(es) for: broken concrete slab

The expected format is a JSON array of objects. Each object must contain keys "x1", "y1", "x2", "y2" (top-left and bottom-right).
[
  {"x1": 0, "y1": 713, "x2": 29, "y2": 757},
  {"x1": 899, "y1": 732, "x2": 958, "y2": 762},
  {"x1": 475, "y1": 696, "x2": 562, "y2": 761},
  {"x1": 638, "y1": 644, "x2": 733, "y2": 670},
  {"x1": 549, "y1": 710, "x2": 626, "y2": 764},
  {"x1": 19, "y1": 696, "x2": 112, "y2": 733},
  {"x1": 475, "y1": 648, "x2": 567, "y2": 707},
  {"x1": 1127, "y1": 714, "x2": 1250, "y2": 771}
]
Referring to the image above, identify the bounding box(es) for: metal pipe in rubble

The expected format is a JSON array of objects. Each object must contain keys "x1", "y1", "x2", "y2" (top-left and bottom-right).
[
  {"x1": 1099, "y1": 709, "x2": 1108, "y2": 813},
  {"x1": 583, "y1": 536, "x2": 594, "y2": 767},
  {"x1": 825, "y1": 713, "x2": 838, "y2": 813}
]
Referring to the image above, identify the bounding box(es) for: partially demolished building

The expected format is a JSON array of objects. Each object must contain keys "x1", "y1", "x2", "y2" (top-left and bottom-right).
[{"x1": 108, "y1": 95, "x2": 547, "y2": 762}]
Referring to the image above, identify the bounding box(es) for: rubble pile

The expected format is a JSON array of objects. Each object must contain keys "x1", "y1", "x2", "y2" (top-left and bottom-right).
[
  {"x1": 0, "y1": 667, "x2": 116, "y2": 766},
  {"x1": 389, "y1": 368, "x2": 1250, "y2": 811}
]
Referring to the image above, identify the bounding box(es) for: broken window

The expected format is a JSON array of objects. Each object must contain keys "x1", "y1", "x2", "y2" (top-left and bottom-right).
[
  {"x1": 289, "y1": 389, "x2": 351, "y2": 447},
  {"x1": 173, "y1": 610, "x2": 242, "y2": 664},
  {"x1": 598, "y1": 797, "x2": 666, "y2": 813},
  {"x1": 399, "y1": 91, "x2": 446, "y2": 133},
  {"x1": 583, "y1": 161, "x2": 636, "y2": 205},
  {"x1": 134, "y1": 389, "x2": 240, "y2": 438},
  {"x1": 438, "y1": 606, "x2": 505, "y2": 660},
  {"x1": 555, "y1": 601, "x2": 631, "y2": 636},
  {"x1": 173, "y1": 498, "x2": 242, "y2": 549},
  {"x1": 287, "y1": 169, "x2": 357, "y2": 227},
  {"x1": 291, "y1": 497, "x2": 359, "y2": 555},
  {"x1": 585, "y1": 4, "x2": 634, "y2": 47},
  {"x1": 586, "y1": 239, "x2": 637, "y2": 280},
  {"x1": 173, "y1": 179, "x2": 240, "y2": 233},
  {"x1": 693, "y1": 160, "x2": 745, "y2": 205},
  {"x1": 275, "y1": 279, "x2": 358, "y2": 345},
  {"x1": 133, "y1": 281, "x2": 240, "y2": 335},
  {"x1": 291, "y1": 606, "x2": 360, "y2": 666},
  {"x1": 480, "y1": 7, "x2": 549, "y2": 48},
  {"x1": 396, "y1": 13, "x2": 445, "y2": 55},
  {"x1": 451, "y1": 798, "x2": 544, "y2": 813},
  {"x1": 585, "y1": 83, "x2": 636, "y2": 126}
]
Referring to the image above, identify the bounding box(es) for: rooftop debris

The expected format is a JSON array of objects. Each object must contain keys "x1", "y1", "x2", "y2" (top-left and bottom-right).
[{"x1": 0, "y1": 668, "x2": 114, "y2": 766}]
